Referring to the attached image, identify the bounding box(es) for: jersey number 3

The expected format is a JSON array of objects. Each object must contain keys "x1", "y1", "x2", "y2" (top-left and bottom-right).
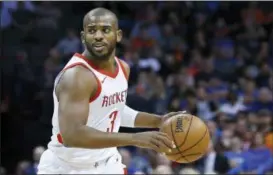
[{"x1": 107, "y1": 111, "x2": 118, "y2": 132}]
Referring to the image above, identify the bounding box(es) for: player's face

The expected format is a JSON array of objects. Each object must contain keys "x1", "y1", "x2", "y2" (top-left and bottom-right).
[{"x1": 81, "y1": 15, "x2": 122, "y2": 60}]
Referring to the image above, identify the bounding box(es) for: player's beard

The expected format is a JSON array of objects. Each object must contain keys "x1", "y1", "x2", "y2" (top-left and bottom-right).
[{"x1": 86, "y1": 42, "x2": 116, "y2": 60}]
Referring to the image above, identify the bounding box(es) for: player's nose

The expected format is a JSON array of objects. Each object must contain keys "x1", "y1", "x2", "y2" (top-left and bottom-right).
[{"x1": 94, "y1": 30, "x2": 103, "y2": 41}]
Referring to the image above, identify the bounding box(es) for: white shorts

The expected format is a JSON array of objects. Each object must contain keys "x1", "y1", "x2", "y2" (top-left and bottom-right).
[{"x1": 37, "y1": 149, "x2": 127, "y2": 174}]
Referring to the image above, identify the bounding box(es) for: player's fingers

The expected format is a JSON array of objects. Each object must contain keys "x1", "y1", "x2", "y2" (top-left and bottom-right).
[
  {"x1": 166, "y1": 112, "x2": 179, "y2": 117},
  {"x1": 158, "y1": 132, "x2": 176, "y2": 148},
  {"x1": 148, "y1": 139, "x2": 161, "y2": 152},
  {"x1": 158, "y1": 132, "x2": 171, "y2": 139},
  {"x1": 158, "y1": 131, "x2": 170, "y2": 137},
  {"x1": 166, "y1": 111, "x2": 185, "y2": 118},
  {"x1": 151, "y1": 136, "x2": 172, "y2": 153},
  {"x1": 178, "y1": 110, "x2": 189, "y2": 115},
  {"x1": 156, "y1": 135, "x2": 175, "y2": 151},
  {"x1": 151, "y1": 138, "x2": 167, "y2": 153}
]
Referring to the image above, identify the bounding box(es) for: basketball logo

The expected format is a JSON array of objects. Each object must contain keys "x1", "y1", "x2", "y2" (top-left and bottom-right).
[{"x1": 175, "y1": 117, "x2": 184, "y2": 133}]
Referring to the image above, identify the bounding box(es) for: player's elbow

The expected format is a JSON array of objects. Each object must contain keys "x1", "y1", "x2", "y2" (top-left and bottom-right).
[
  {"x1": 59, "y1": 127, "x2": 79, "y2": 147},
  {"x1": 60, "y1": 133, "x2": 73, "y2": 147},
  {"x1": 60, "y1": 125, "x2": 93, "y2": 148},
  {"x1": 61, "y1": 134, "x2": 74, "y2": 147}
]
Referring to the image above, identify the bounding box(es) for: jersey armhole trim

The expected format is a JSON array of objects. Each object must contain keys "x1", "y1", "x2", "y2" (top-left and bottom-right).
[
  {"x1": 89, "y1": 71, "x2": 102, "y2": 103},
  {"x1": 57, "y1": 62, "x2": 102, "y2": 104},
  {"x1": 117, "y1": 59, "x2": 129, "y2": 81}
]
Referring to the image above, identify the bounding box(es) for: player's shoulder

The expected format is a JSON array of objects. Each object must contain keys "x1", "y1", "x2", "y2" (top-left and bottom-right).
[
  {"x1": 118, "y1": 58, "x2": 130, "y2": 68},
  {"x1": 57, "y1": 65, "x2": 97, "y2": 93},
  {"x1": 117, "y1": 58, "x2": 130, "y2": 79},
  {"x1": 118, "y1": 59, "x2": 129, "y2": 69},
  {"x1": 64, "y1": 65, "x2": 95, "y2": 82}
]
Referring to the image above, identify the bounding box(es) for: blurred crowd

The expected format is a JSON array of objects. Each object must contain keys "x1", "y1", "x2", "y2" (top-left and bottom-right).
[{"x1": 1, "y1": 1, "x2": 273, "y2": 175}]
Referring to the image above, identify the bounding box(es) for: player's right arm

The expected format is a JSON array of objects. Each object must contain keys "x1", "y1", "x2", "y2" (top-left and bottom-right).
[{"x1": 57, "y1": 66, "x2": 174, "y2": 153}]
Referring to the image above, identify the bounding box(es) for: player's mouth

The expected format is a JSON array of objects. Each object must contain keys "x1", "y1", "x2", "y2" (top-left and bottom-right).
[{"x1": 93, "y1": 43, "x2": 106, "y2": 52}]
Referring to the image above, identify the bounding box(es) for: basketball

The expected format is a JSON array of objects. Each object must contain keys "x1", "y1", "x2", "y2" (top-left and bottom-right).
[{"x1": 160, "y1": 113, "x2": 210, "y2": 163}]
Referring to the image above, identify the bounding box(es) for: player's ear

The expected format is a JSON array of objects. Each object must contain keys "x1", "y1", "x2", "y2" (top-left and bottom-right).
[
  {"x1": 116, "y1": 29, "x2": 122, "y2": 43},
  {"x1": 80, "y1": 31, "x2": 85, "y2": 44}
]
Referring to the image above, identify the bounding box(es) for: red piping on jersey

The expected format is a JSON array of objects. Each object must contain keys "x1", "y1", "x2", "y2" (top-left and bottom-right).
[
  {"x1": 117, "y1": 59, "x2": 129, "y2": 81},
  {"x1": 57, "y1": 133, "x2": 63, "y2": 144},
  {"x1": 59, "y1": 62, "x2": 102, "y2": 103},
  {"x1": 89, "y1": 71, "x2": 102, "y2": 103},
  {"x1": 124, "y1": 168, "x2": 128, "y2": 175},
  {"x1": 62, "y1": 62, "x2": 89, "y2": 72},
  {"x1": 56, "y1": 62, "x2": 102, "y2": 144},
  {"x1": 74, "y1": 53, "x2": 119, "y2": 79}
]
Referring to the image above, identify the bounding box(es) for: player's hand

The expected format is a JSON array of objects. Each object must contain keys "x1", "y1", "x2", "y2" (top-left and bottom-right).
[
  {"x1": 159, "y1": 111, "x2": 188, "y2": 128},
  {"x1": 132, "y1": 131, "x2": 176, "y2": 153}
]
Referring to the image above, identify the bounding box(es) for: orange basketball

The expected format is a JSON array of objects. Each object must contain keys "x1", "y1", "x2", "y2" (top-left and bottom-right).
[{"x1": 160, "y1": 113, "x2": 210, "y2": 163}]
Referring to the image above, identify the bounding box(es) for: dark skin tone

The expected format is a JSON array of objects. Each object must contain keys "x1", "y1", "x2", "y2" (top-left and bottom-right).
[
  {"x1": 57, "y1": 8, "x2": 184, "y2": 153},
  {"x1": 81, "y1": 8, "x2": 120, "y2": 72}
]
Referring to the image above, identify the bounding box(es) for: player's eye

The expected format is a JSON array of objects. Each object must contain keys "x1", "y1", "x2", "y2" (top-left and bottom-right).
[
  {"x1": 103, "y1": 28, "x2": 111, "y2": 33},
  {"x1": 88, "y1": 29, "x2": 96, "y2": 34}
]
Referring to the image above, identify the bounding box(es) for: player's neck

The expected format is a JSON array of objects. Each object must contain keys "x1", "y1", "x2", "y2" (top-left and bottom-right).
[{"x1": 82, "y1": 50, "x2": 116, "y2": 70}]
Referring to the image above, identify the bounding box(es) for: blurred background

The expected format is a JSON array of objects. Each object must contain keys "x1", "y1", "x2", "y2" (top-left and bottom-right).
[{"x1": 1, "y1": 1, "x2": 273, "y2": 175}]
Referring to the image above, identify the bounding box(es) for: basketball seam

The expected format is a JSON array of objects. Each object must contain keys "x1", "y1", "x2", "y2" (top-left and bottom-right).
[
  {"x1": 174, "y1": 127, "x2": 208, "y2": 161},
  {"x1": 166, "y1": 118, "x2": 208, "y2": 156},
  {"x1": 180, "y1": 127, "x2": 208, "y2": 154},
  {"x1": 170, "y1": 116, "x2": 193, "y2": 163},
  {"x1": 166, "y1": 116, "x2": 193, "y2": 157},
  {"x1": 171, "y1": 121, "x2": 188, "y2": 163},
  {"x1": 183, "y1": 152, "x2": 202, "y2": 157}
]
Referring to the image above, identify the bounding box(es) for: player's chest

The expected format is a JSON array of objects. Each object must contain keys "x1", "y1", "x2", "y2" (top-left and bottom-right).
[
  {"x1": 88, "y1": 77, "x2": 128, "y2": 116},
  {"x1": 99, "y1": 79, "x2": 128, "y2": 107},
  {"x1": 87, "y1": 85, "x2": 127, "y2": 131}
]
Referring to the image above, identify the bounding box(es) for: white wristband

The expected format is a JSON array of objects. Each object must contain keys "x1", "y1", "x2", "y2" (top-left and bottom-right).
[{"x1": 120, "y1": 105, "x2": 139, "y2": 128}]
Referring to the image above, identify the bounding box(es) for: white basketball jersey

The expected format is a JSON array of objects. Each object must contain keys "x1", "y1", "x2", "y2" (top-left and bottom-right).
[{"x1": 47, "y1": 53, "x2": 128, "y2": 166}]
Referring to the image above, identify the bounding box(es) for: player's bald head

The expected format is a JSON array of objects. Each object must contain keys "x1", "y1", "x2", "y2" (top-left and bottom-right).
[
  {"x1": 83, "y1": 8, "x2": 118, "y2": 29},
  {"x1": 81, "y1": 7, "x2": 123, "y2": 60}
]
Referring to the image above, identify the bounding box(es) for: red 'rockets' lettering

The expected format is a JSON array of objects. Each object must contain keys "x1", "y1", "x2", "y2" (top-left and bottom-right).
[{"x1": 102, "y1": 89, "x2": 127, "y2": 107}]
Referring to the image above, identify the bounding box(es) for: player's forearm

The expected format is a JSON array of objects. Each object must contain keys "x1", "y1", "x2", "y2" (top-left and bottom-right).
[
  {"x1": 134, "y1": 112, "x2": 161, "y2": 128},
  {"x1": 62, "y1": 126, "x2": 135, "y2": 149}
]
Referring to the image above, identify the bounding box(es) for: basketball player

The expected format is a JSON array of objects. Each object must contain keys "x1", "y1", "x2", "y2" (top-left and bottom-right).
[{"x1": 37, "y1": 8, "x2": 184, "y2": 174}]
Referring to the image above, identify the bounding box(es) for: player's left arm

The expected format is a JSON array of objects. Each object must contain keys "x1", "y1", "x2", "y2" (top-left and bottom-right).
[{"x1": 119, "y1": 59, "x2": 184, "y2": 128}]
